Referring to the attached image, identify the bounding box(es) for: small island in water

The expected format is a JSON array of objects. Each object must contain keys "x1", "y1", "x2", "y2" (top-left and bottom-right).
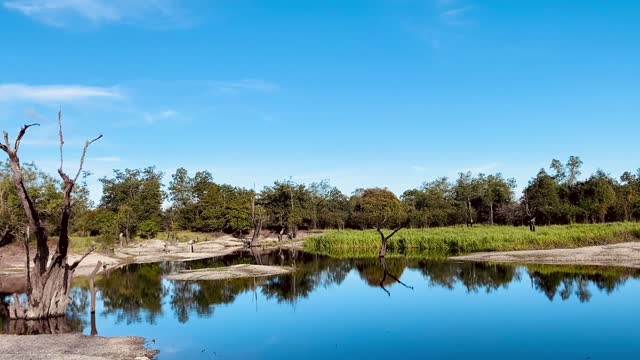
[{"x1": 2, "y1": 1, "x2": 640, "y2": 358}]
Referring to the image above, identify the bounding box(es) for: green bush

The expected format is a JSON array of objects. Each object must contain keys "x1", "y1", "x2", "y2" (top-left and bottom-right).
[{"x1": 138, "y1": 220, "x2": 160, "y2": 239}]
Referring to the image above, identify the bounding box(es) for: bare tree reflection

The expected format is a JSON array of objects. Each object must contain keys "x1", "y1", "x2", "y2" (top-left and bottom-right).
[{"x1": 378, "y1": 258, "x2": 413, "y2": 296}]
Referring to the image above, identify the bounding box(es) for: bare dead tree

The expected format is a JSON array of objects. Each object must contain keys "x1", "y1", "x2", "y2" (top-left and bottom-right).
[
  {"x1": 89, "y1": 260, "x2": 102, "y2": 336},
  {"x1": 523, "y1": 191, "x2": 536, "y2": 232},
  {"x1": 376, "y1": 217, "x2": 406, "y2": 258},
  {"x1": 1, "y1": 113, "x2": 102, "y2": 319},
  {"x1": 250, "y1": 190, "x2": 264, "y2": 247}
]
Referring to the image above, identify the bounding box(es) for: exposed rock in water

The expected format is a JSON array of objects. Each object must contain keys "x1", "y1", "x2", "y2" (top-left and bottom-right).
[{"x1": 165, "y1": 264, "x2": 294, "y2": 281}]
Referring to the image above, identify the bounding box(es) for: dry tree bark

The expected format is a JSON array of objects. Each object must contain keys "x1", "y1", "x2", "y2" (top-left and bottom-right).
[
  {"x1": 250, "y1": 192, "x2": 263, "y2": 247},
  {"x1": 0, "y1": 112, "x2": 102, "y2": 319},
  {"x1": 376, "y1": 216, "x2": 406, "y2": 258}
]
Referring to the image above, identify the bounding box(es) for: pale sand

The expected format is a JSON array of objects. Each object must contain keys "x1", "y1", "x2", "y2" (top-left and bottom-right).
[
  {"x1": 451, "y1": 241, "x2": 640, "y2": 268},
  {"x1": 165, "y1": 263, "x2": 294, "y2": 281}
]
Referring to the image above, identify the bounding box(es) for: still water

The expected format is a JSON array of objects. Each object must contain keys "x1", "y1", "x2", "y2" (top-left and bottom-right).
[{"x1": 3, "y1": 249, "x2": 640, "y2": 359}]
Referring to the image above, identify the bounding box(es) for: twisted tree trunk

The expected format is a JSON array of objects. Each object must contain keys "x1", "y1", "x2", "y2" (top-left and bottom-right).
[
  {"x1": 376, "y1": 225, "x2": 404, "y2": 258},
  {"x1": 1, "y1": 114, "x2": 101, "y2": 320}
]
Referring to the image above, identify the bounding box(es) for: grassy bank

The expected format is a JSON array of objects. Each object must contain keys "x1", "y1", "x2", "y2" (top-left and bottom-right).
[{"x1": 304, "y1": 223, "x2": 640, "y2": 257}]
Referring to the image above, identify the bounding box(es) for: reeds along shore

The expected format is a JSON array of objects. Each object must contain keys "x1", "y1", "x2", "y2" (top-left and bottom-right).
[{"x1": 304, "y1": 223, "x2": 640, "y2": 257}]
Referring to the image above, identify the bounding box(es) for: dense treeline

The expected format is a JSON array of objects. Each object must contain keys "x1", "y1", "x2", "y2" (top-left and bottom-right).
[{"x1": 1, "y1": 156, "x2": 639, "y2": 245}]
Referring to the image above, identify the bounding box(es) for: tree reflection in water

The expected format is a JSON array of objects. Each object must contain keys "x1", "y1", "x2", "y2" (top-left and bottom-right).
[
  {"x1": 527, "y1": 265, "x2": 640, "y2": 302},
  {"x1": 96, "y1": 263, "x2": 167, "y2": 325},
  {"x1": 0, "y1": 288, "x2": 86, "y2": 335},
  {"x1": 5, "y1": 249, "x2": 640, "y2": 333}
]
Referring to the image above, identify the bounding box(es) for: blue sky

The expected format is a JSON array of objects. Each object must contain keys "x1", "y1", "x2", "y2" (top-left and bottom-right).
[{"x1": 0, "y1": 0, "x2": 639, "y2": 203}]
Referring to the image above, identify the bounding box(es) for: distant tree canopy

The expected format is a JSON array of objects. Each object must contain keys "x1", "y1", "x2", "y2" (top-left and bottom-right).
[
  {"x1": 2, "y1": 155, "x2": 639, "y2": 246},
  {"x1": 0, "y1": 161, "x2": 92, "y2": 246},
  {"x1": 349, "y1": 188, "x2": 406, "y2": 230},
  {"x1": 92, "y1": 167, "x2": 164, "y2": 241}
]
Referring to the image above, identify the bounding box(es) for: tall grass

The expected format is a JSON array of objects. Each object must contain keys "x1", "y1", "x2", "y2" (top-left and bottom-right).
[
  {"x1": 304, "y1": 223, "x2": 640, "y2": 257},
  {"x1": 156, "y1": 230, "x2": 222, "y2": 242}
]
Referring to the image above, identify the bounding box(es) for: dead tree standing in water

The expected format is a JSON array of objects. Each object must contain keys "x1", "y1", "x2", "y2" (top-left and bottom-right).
[
  {"x1": 376, "y1": 217, "x2": 406, "y2": 258},
  {"x1": 250, "y1": 190, "x2": 264, "y2": 247},
  {"x1": 89, "y1": 261, "x2": 103, "y2": 336},
  {"x1": 1, "y1": 113, "x2": 102, "y2": 319}
]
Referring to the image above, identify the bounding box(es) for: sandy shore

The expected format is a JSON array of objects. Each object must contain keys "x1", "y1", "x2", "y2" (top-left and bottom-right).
[
  {"x1": 452, "y1": 241, "x2": 640, "y2": 268},
  {"x1": 0, "y1": 334, "x2": 157, "y2": 360},
  {"x1": 0, "y1": 234, "x2": 306, "y2": 293}
]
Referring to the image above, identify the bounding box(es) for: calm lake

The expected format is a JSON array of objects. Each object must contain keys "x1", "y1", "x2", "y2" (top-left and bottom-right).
[{"x1": 3, "y1": 249, "x2": 640, "y2": 359}]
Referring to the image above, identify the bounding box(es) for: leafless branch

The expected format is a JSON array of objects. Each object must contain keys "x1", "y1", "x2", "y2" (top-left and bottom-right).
[
  {"x1": 387, "y1": 225, "x2": 405, "y2": 239},
  {"x1": 73, "y1": 135, "x2": 103, "y2": 183},
  {"x1": 14, "y1": 123, "x2": 40, "y2": 153},
  {"x1": 58, "y1": 110, "x2": 64, "y2": 174},
  {"x1": 68, "y1": 247, "x2": 95, "y2": 271},
  {"x1": 4, "y1": 131, "x2": 9, "y2": 149}
]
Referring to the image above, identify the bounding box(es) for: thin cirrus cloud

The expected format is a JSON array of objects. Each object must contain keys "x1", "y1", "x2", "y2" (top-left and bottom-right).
[
  {"x1": 142, "y1": 109, "x2": 179, "y2": 124},
  {"x1": 3, "y1": 0, "x2": 189, "y2": 28},
  {"x1": 439, "y1": 5, "x2": 474, "y2": 25},
  {"x1": 211, "y1": 79, "x2": 280, "y2": 95},
  {"x1": 0, "y1": 83, "x2": 122, "y2": 103}
]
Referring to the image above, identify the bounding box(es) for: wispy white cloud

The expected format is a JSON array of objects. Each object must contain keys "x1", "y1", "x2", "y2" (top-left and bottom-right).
[
  {"x1": 439, "y1": 5, "x2": 474, "y2": 25},
  {"x1": 24, "y1": 107, "x2": 46, "y2": 121},
  {"x1": 142, "y1": 109, "x2": 179, "y2": 124},
  {"x1": 3, "y1": 0, "x2": 190, "y2": 28},
  {"x1": 211, "y1": 79, "x2": 280, "y2": 95},
  {"x1": 411, "y1": 165, "x2": 428, "y2": 172},
  {"x1": 0, "y1": 83, "x2": 122, "y2": 103}
]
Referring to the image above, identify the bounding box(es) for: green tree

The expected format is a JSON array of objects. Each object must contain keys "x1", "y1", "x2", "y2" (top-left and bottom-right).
[
  {"x1": 566, "y1": 156, "x2": 583, "y2": 188},
  {"x1": 524, "y1": 169, "x2": 561, "y2": 225},
  {"x1": 349, "y1": 188, "x2": 407, "y2": 257},
  {"x1": 618, "y1": 171, "x2": 639, "y2": 221},
  {"x1": 309, "y1": 180, "x2": 349, "y2": 229},
  {"x1": 578, "y1": 171, "x2": 617, "y2": 223},
  {"x1": 480, "y1": 174, "x2": 516, "y2": 225},
  {"x1": 99, "y1": 167, "x2": 164, "y2": 242},
  {"x1": 402, "y1": 177, "x2": 456, "y2": 227},
  {"x1": 260, "y1": 181, "x2": 312, "y2": 238},
  {"x1": 453, "y1": 172, "x2": 482, "y2": 226}
]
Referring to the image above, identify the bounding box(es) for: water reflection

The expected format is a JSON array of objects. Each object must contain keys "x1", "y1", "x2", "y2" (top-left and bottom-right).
[
  {"x1": 0, "y1": 289, "x2": 86, "y2": 335},
  {"x1": 3, "y1": 249, "x2": 640, "y2": 335},
  {"x1": 96, "y1": 263, "x2": 168, "y2": 325},
  {"x1": 528, "y1": 265, "x2": 639, "y2": 302},
  {"x1": 92, "y1": 251, "x2": 640, "y2": 326}
]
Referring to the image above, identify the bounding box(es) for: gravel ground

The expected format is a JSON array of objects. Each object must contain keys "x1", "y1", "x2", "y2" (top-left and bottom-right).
[{"x1": 0, "y1": 334, "x2": 158, "y2": 360}]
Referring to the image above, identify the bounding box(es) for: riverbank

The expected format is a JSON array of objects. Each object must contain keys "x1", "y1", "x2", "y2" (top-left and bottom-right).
[
  {"x1": 304, "y1": 223, "x2": 640, "y2": 257},
  {"x1": 0, "y1": 334, "x2": 157, "y2": 359},
  {"x1": 452, "y1": 241, "x2": 640, "y2": 268},
  {"x1": 0, "y1": 232, "x2": 308, "y2": 293}
]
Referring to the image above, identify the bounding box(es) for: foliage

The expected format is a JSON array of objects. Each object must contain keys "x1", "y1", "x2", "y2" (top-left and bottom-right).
[
  {"x1": 305, "y1": 223, "x2": 640, "y2": 256},
  {"x1": 349, "y1": 188, "x2": 406, "y2": 229},
  {"x1": 99, "y1": 167, "x2": 164, "y2": 239},
  {"x1": 138, "y1": 220, "x2": 160, "y2": 239}
]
